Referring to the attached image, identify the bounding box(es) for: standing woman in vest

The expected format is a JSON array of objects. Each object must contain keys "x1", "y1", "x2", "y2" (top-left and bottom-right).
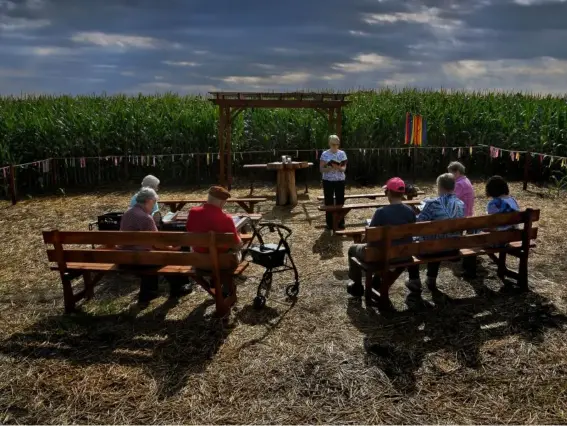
[{"x1": 320, "y1": 134, "x2": 348, "y2": 230}]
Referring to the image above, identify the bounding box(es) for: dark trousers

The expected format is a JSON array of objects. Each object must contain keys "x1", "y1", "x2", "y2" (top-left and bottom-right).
[
  {"x1": 129, "y1": 266, "x2": 189, "y2": 302},
  {"x1": 323, "y1": 179, "x2": 345, "y2": 229}
]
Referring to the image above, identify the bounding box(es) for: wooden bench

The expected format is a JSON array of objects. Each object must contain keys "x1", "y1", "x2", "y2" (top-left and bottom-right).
[
  {"x1": 350, "y1": 209, "x2": 539, "y2": 308},
  {"x1": 43, "y1": 230, "x2": 249, "y2": 317},
  {"x1": 336, "y1": 228, "x2": 367, "y2": 243},
  {"x1": 160, "y1": 197, "x2": 267, "y2": 213},
  {"x1": 317, "y1": 190, "x2": 424, "y2": 202},
  {"x1": 318, "y1": 200, "x2": 422, "y2": 232}
]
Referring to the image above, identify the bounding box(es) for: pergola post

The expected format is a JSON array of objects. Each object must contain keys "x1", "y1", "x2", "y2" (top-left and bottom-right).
[
  {"x1": 225, "y1": 106, "x2": 232, "y2": 190},
  {"x1": 336, "y1": 107, "x2": 343, "y2": 141},
  {"x1": 218, "y1": 106, "x2": 227, "y2": 187}
]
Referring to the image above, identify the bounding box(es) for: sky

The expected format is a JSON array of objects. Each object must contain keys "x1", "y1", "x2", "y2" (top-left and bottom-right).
[{"x1": 1, "y1": 0, "x2": 567, "y2": 96}]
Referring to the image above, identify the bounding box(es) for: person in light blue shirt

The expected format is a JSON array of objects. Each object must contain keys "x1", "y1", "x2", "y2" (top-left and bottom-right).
[
  {"x1": 130, "y1": 175, "x2": 160, "y2": 217},
  {"x1": 485, "y1": 175, "x2": 520, "y2": 230},
  {"x1": 320, "y1": 134, "x2": 348, "y2": 230},
  {"x1": 407, "y1": 173, "x2": 465, "y2": 294}
]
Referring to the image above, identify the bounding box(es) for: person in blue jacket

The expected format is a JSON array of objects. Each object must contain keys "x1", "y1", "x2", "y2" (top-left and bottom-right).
[
  {"x1": 130, "y1": 175, "x2": 160, "y2": 217},
  {"x1": 485, "y1": 175, "x2": 520, "y2": 230}
]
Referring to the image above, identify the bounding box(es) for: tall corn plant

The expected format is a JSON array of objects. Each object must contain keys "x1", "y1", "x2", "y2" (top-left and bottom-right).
[{"x1": 2, "y1": 89, "x2": 567, "y2": 166}]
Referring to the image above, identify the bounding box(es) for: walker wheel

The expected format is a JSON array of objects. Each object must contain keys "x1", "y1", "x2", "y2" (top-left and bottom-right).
[
  {"x1": 286, "y1": 284, "x2": 299, "y2": 298},
  {"x1": 253, "y1": 295, "x2": 266, "y2": 310}
]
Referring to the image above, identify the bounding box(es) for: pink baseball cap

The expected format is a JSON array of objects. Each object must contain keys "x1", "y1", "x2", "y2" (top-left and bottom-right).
[{"x1": 383, "y1": 177, "x2": 406, "y2": 193}]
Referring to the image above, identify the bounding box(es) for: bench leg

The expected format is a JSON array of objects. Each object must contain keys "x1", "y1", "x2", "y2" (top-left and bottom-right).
[
  {"x1": 497, "y1": 251, "x2": 507, "y2": 281},
  {"x1": 378, "y1": 268, "x2": 404, "y2": 305},
  {"x1": 60, "y1": 272, "x2": 76, "y2": 314},
  {"x1": 364, "y1": 271, "x2": 374, "y2": 306},
  {"x1": 332, "y1": 210, "x2": 349, "y2": 232},
  {"x1": 237, "y1": 201, "x2": 253, "y2": 214},
  {"x1": 211, "y1": 272, "x2": 237, "y2": 318},
  {"x1": 83, "y1": 272, "x2": 94, "y2": 300},
  {"x1": 518, "y1": 252, "x2": 529, "y2": 291}
]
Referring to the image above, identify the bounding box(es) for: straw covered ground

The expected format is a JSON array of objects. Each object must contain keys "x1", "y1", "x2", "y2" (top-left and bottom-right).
[{"x1": 0, "y1": 181, "x2": 566, "y2": 424}]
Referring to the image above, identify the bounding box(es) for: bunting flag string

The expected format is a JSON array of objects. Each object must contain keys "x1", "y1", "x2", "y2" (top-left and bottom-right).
[{"x1": 6, "y1": 145, "x2": 567, "y2": 173}]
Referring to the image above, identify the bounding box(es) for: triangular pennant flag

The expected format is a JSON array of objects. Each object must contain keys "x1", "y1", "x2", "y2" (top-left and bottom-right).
[
  {"x1": 114, "y1": 157, "x2": 118, "y2": 166},
  {"x1": 442, "y1": 147, "x2": 445, "y2": 155},
  {"x1": 153, "y1": 156, "x2": 156, "y2": 167},
  {"x1": 469, "y1": 147, "x2": 473, "y2": 155},
  {"x1": 206, "y1": 153, "x2": 210, "y2": 165},
  {"x1": 458, "y1": 148, "x2": 462, "y2": 158}
]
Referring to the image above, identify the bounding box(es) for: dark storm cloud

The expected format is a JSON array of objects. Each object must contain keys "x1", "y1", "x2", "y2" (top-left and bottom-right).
[{"x1": 1, "y1": 0, "x2": 567, "y2": 95}]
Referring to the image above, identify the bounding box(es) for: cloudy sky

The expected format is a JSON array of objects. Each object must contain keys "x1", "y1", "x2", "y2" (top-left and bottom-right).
[{"x1": 1, "y1": 0, "x2": 567, "y2": 95}]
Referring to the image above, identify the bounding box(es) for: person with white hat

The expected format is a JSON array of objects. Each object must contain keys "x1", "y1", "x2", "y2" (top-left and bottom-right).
[{"x1": 129, "y1": 175, "x2": 161, "y2": 217}]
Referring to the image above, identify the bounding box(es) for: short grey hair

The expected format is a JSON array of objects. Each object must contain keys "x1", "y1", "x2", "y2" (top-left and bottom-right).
[
  {"x1": 207, "y1": 194, "x2": 224, "y2": 207},
  {"x1": 141, "y1": 175, "x2": 160, "y2": 190},
  {"x1": 447, "y1": 161, "x2": 466, "y2": 175},
  {"x1": 135, "y1": 187, "x2": 159, "y2": 204},
  {"x1": 328, "y1": 134, "x2": 340, "y2": 145},
  {"x1": 437, "y1": 173, "x2": 456, "y2": 192}
]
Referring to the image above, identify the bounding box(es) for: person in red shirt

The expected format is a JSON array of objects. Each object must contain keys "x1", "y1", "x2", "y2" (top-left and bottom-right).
[
  {"x1": 186, "y1": 186, "x2": 242, "y2": 254},
  {"x1": 186, "y1": 186, "x2": 242, "y2": 297}
]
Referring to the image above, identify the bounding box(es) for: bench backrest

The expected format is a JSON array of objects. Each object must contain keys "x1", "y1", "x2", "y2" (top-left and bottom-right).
[
  {"x1": 43, "y1": 230, "x2": 240, "y2": 272},
  {"x1": 363, "y1": 209, "x2": 540, "y2": 263}
]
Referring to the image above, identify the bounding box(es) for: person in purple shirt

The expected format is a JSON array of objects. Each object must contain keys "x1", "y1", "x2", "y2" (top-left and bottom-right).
[
  {"x1": 448, "y1": 162, "x2": 477, "y2": 277},
  {"x1": 120, "y1": 188, "x2": 192, "y2": 307},
  {"x1": 448, "y1": 161, "x2": 474, "y2": 217}
]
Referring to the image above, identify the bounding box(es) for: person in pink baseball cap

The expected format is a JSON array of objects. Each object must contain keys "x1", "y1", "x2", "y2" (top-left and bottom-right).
[
  {"x1": 347, "y1": 177, "x2": 420, "y2": 298},
  {"x1": 383, "y1": 177, "x2": 406, "y2": 193}
]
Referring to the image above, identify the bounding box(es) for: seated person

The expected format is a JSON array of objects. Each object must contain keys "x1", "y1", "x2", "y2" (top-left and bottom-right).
[
  {"x1": 407, "y1": 173, "x2": 465, "y2": 293},
  {"x1": 347, "y1": 177, "x2": 419, "y2": 297},
  {"x1": 120, "y1": 187, "x2": 192, "y2": 306},
  {"x1": 186, "y1": 186, "x2": 243, "y2": 295},
  {"x1": 486, "y1": 175, "x2": 520, "y2": 230},
  {"x1": 185, "y1": 186, "x2": 242, "y2": 254},
  {"x1": 129, "y1": 175, "x2": 160, "y2": 219}
]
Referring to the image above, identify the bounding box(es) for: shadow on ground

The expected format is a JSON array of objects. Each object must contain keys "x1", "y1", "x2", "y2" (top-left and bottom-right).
[
  {"x1": 0, "y1": 299, "x2": 229, "y2": 399},
  {"x1": 347, "y1": 283, "x2": 567, "y2": 395}
]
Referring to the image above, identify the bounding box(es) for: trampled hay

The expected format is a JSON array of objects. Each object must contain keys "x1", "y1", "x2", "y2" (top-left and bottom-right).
[{"x1": 0, "y1": 181, "x2": 566, "y2": 424}]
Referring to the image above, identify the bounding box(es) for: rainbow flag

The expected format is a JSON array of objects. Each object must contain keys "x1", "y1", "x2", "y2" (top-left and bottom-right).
[{"x1": 404, "y1": 113, "x2": 427, "y2": 146}]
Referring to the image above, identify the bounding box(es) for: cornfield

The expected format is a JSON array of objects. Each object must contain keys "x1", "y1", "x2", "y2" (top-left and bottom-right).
[{"x1": 1, "y1": 89, "x2": 566, "y2": 192}]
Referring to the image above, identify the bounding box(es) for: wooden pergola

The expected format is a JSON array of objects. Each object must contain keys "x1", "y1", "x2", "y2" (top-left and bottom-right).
[{"x1": 209, "y1": 92, "x2": 350, "y2": 188}]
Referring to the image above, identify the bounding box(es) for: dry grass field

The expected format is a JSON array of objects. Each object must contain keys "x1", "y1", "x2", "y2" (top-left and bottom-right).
[{"x1": 0, "y1": 181, "x2": 566, "y2": 424}]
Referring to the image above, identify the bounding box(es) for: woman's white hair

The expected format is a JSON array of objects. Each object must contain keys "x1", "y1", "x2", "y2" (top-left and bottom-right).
[
  {"x1": 328, "y1": 134, "x2": 340, "y2": 144},
  {"x1": 141, "y1": 175, "x2": 160, "y2": 190},
  {"x1": 135, "y1": 187, "x2": 159, "y2": 204}
]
